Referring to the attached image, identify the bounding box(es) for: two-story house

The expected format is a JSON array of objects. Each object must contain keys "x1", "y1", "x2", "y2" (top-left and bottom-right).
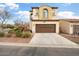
[{"x1": 30, "y1": 5, "x2": 60, "y2": 33}]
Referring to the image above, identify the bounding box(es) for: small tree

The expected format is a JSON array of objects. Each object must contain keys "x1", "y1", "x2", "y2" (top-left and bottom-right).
[
  {"x1": 14, "y1": 18, "x2": 30, "y2": 31},
  {"x1": 0, "y1": 8, "x2": 11, "y2": 30},
  {"x1": 14, "y1": 18, "x2": 24, "y2": 26}
]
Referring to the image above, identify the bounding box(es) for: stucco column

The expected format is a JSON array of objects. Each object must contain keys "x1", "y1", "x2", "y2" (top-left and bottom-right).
[
  {"x1": 32, "y1": 23, "x2": 36, "y2": 34},
  {"x1": 56, "y1": 23, "x2": 59, "y2": 33},
  {"x1": 69, "y1": 24, "x2": 73, "y2": 34}
]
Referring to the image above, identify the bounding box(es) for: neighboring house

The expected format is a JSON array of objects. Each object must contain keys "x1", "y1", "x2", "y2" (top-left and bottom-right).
[
  {"x1": 60, "y1": 19, "x2": 79, "y2": 34},
  {"x1": 30, "y1": 5, "x2": 79, "y2": 34}
]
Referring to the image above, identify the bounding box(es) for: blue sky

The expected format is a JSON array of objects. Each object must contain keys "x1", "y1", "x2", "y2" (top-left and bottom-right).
[
  {"x1": 0, "y1": 3, "x2": 79, "y2": 24},
  {"x1": 16, "y1": 3, "x2": 79, "y2": 14}
]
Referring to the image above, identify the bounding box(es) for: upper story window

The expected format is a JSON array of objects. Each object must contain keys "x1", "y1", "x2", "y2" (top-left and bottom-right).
[
  {"x1": 35, "y1": 12, "x2": 38, "y2": 16},
  {"x1": 43, "y1": 9, "x2": 48, "y2": 19}
]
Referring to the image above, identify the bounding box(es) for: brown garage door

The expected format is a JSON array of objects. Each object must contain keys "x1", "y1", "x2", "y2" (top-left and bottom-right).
[
  {"x1": 36, "y1": 24, "x2": 56, "y2": 33},
  {"x1": 73, "y1": 25, "x2": 79, "y2": 34}
]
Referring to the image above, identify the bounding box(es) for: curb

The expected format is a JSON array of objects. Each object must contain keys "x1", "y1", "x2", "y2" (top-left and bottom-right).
[{"x1": 0, "y1": 42, "x2": 79, "y2": 48}]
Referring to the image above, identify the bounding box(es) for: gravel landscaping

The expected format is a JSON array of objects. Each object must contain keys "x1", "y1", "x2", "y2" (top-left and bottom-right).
[
  {"x1": 0, "y1": 37, "x2": 32, "y2": 43},
  {"x1": 0, "y1": 27, "x2": 32, "y2": 43},
  {"x1": 60, "y1": 33, "x2": 79, "y2": 44}
]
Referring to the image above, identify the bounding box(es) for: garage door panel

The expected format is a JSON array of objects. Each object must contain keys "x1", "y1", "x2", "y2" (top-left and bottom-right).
[{"x1": 36, "y1": 24, "x2": 56, "y2": 33}]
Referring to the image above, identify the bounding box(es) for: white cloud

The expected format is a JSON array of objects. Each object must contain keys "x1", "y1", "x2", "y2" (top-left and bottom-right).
[
  {"x1": 17, "y1": 11, "x2": 30, "y2": 22},
  {"x1": 0, "y1": 8, "x2": 5, "y2": 12},
  {"x1": 5, "y1": 3, "x2": 19, "y2": 10},
  {"x1": 63, "y1": 3, "x2": 72, "y2": 5},
  {"x1": 0, "y1": 3, "x2": 19, "y2": 10},
  {"x1": 17, "y1": 11, "x2": 30, "y2": 16},
  {"x1": 0, "y1": 4, "x2": 6, "y2": 8},
  {"x1": 57, "y1": 11, "x2": 79, "y2": 19}
]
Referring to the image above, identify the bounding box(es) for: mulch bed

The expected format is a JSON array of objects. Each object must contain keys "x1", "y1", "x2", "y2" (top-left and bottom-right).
[
  {"x1": 0, "y1": 37, "x2": 32, "y2": 43},
  {"x1": 60, "y1": 33, "x2": 79, "y2": 44}
]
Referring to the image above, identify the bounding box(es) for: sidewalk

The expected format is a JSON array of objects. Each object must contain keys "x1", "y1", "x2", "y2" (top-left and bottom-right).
[{"x1": 0, "y1": 42, "x2": 79, "y2": 48}]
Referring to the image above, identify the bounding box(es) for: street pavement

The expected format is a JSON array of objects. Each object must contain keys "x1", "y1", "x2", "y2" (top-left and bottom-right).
[{"x1": 0, "y1": 45, "x2": 79, "y2": 56}]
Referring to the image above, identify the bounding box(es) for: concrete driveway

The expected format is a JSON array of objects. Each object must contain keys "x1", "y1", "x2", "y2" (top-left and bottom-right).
[{"x1": 29, "y1": 33, "x2": 78, "y2": 45}]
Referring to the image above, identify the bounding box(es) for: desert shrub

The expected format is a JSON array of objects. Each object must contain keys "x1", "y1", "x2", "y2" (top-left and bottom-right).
[
  {"x1": 8, "y1": 29, "x2": 14, "y2": 34},
  {"x1": 7, "y1": 24, "x2": 14, "y2": 29},
  {"x1": 0, "y1": 32, "x2": 5, "y2": 37},
  {"x1": 29, "y1": 30, "x2": 32, "y2": 33},
  {"x1": 14, "y1": 27, "x2": 23, "y2": 32},
  {"x1": 13, "y1": 27, "x2": 19, "y2": 31},
  {"x1": 6, "y1": 33, "x2": 12, "y2": 37},
  {"x1": 15, "y1": 30, "x2": 22, "y2": 37},
  {"x1": 22, "y1": 32, "x2": 32, "y2": 38},
  {"x1": 26, "y1": 29, "x2": 32, "y2": 33}
]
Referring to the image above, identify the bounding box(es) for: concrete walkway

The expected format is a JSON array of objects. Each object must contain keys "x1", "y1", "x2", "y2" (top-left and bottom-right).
[{"x1": 29, "y1": 33, "x2": 78, "y2": 46}]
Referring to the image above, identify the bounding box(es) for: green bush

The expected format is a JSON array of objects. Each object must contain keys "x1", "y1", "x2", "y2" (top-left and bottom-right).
[
  {"x1": 22, "y1": 32, "x2": 32, "y2": 38},
  {"x1": 0, "y1": 32, "x2": 5, "y2": 37},
  {"x1": 13, "y1": 27, "x2": 21, "y2": 32},
  {"x1": 8, "y1": 29, "x2": 14, "y2": 34},
  {"x1": 15, "y1": 30, "x2": 22, "y2": 37}
]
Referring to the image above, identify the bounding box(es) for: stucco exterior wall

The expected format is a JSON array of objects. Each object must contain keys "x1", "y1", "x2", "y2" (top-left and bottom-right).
[
  {"x1": 60, "y1": 20, "x2": 70, "y2": 34},
  {"x1": 32, "y1": 9, "x2": 39, "y2": 19},
  {"x1": 39, "y1": 6, "x2": 56, "y2": 20},
  {"x1": 31, "y1": 21, "x2": 59, "y2": 33},
  {"x1": 31, "y1": 6, "x2": 57, "y2": 20}
]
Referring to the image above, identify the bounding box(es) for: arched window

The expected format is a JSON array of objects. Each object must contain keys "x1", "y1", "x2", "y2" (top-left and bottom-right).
[{"x1": 43, "y1": 9, "x2": 48, "y2": 19}]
